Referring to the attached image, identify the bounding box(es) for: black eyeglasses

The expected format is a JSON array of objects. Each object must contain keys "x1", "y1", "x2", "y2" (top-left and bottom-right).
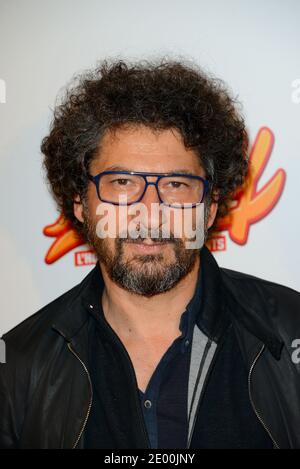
[{"x1": 88, "y1": 170, "x2": 209, "y2": 208}]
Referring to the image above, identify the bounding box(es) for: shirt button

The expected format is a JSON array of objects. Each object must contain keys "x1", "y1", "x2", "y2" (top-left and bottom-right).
[
  {"x1": 144, "y1": 400, "x2": 152, "y2": 409},
  {"x1": 184, "y1": 339, "x2": 190, "y2": 347}
]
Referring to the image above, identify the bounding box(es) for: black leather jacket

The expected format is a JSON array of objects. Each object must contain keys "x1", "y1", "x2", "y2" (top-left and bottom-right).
[{"x1": 1, "y1": 246, "x2": 300, "y2": 449}]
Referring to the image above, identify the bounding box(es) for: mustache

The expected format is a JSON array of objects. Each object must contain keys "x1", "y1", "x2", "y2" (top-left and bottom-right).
[
  {"x1": 119, "y1": 227, "x2": 176, "y2": 243},
  {"x1": 124, "y1": 238, "x2": 174, "y2": 244}
]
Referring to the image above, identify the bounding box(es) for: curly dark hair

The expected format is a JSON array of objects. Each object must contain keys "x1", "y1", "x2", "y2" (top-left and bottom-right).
[{"x1": 41, "y1": 58, "x2": 249, "y2": 239}]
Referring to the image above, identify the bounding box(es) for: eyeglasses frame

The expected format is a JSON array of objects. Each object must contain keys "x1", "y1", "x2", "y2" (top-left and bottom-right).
[{"x1": 88, "y1": 170, "x2": 210, "y2": 208}]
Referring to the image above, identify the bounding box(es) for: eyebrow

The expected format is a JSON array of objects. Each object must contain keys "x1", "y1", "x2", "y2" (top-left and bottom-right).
[{"x1": 103, "y1": 165, "x2": 198, "y2": 175}]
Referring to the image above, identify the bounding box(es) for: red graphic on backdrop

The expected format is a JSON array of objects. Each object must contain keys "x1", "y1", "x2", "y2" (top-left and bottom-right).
[{"x1": 43, "y1": 127, "x2": 286, "y2": 264}]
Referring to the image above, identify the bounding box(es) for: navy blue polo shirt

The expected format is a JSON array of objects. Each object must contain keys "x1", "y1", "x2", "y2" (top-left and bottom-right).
[{"x1": 138, "y1": 269, "x2": 201, "y2": 449}]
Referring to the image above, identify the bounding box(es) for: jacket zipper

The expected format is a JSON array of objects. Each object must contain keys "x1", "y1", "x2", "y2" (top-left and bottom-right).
[
  {"x1": 248, "y1": 343, "x2": 280, "y2": 449},
  {"x1": 67, "y1": 342, "x2": 93, "y2": 449}
]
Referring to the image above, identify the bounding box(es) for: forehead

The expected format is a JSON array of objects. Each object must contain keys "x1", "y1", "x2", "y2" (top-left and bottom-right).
[{"x1": 91, "y1": 125, "x2": 204, "y2": 175}]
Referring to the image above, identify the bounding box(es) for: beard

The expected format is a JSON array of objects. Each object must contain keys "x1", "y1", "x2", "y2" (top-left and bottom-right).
[{"x1": 81, "y1": 202, "x2": 209, "y2": 298}]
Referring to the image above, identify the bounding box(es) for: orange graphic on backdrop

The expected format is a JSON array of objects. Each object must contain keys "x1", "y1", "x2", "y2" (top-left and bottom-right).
[
  {"x1": 43, "y1": 127, "x2": 286, "y2": 263},
  {"x1": 43, "y1": 215, "x2": 84, "y2": 264},
  {"x1": 216, "y1": 127, "x2": 286, "y2": 244}
]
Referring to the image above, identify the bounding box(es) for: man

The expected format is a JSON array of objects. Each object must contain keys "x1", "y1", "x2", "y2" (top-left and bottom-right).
[{"x1": 1, "y1": 59, "x2": 300, "y2": 449}]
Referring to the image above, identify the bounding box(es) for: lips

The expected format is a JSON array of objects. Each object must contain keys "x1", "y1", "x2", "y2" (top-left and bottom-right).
[
  {"x1": 124, "y1": 239, "x2": 171, "y2": 253},
  {"x1": 126, "y1": 239, "x2": 170, "y2": 245}
]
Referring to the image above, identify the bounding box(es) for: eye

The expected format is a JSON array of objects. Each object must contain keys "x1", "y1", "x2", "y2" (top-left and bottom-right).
[
  {"x1": 111, "y1": 178, "x2": 132, "y2": 186},
  {"x1": 168, "y1": 181, "x2": 189, "y2": 188}
]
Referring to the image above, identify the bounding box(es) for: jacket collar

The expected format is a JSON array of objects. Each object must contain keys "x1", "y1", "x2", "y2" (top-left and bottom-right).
[
  {"x1": 52, "y1": 245, "x2": 283, "y2": 360},
  {"x1": 221, "y1": 267, "x2": 284, "y2": 360},
  {"x1": 52, "y1": 261, "x2": 104, "y2": 341},
  {"x1": 194, "y1": 245, "x2": 231, "y2": 343}
]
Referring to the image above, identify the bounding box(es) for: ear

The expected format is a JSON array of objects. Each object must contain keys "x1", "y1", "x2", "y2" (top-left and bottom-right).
[
  {"x1": 207, "y1": 202, "x2": 218, "y2": 229},
  {"x1": 73, "y1": 195, "x2": 84, "y2": 223},
  {"x1": 207, "y1": 191, "x2": 219, "y2": 229}
]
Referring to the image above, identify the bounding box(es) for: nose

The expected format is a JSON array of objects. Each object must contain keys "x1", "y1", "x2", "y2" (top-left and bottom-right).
[
  {"x1": 136, "y1": 178, "x2": 162, "y2": 234},
  {"x1": 141, "y1": 181, "x2": 160, "y2": 203}
]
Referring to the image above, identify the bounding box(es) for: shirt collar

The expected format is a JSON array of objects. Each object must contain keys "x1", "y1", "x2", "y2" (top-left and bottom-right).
[{"x1": 178, "y1": 259, "x2": 202, "y2": 352}]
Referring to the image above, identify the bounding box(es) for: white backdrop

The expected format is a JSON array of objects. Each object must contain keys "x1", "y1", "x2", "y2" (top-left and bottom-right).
[{"x1": 0, "y1": 0, "x2": 299, "y2": 335}]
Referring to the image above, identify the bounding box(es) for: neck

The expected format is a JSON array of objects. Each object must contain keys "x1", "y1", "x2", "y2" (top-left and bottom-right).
[{"x1": 99, "y1": 255, "x2": 200, "y2": 343}]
